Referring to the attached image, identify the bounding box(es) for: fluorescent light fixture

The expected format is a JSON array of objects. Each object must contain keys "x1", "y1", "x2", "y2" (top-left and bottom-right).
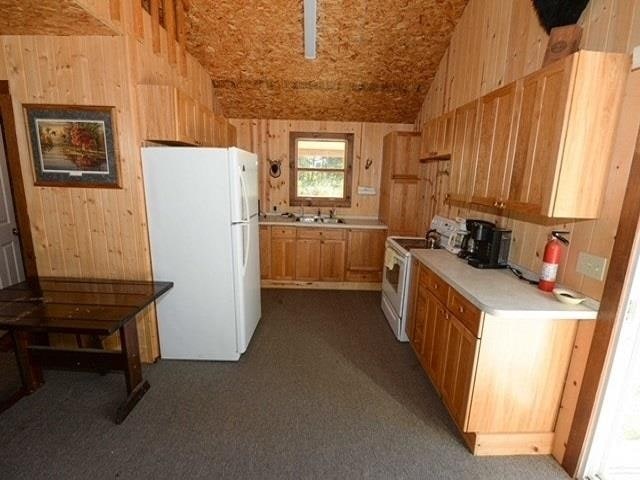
[{"x1": 304, "y1": 0, "x2": 317, "y2": 59}]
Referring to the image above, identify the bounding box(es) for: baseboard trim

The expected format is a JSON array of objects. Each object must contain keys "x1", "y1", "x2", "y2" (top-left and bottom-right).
[
  {"x1": 261, "y1": 280, "x2": 382, "y2": 291},
  {"x1": 463, "y1": 431, "x2": 555, "y2": 456}
]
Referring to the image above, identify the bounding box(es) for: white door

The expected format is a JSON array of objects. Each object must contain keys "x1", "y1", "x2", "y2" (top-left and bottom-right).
[{"x1": 0, "y1": 127, "x2": 24, "y2": 288}]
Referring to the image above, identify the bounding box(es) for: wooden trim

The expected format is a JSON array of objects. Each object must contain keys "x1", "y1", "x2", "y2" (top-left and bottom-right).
[
  {"x1": 164, "y1": 0, "x2": 177, "y2": 64},
  {"x1": 464, "y1": 432, "x2": 554, "y2": 456},
  {"x1": 109, "y1": 0, "x2": 121, "y2": 22},
  {"x1": 175, "y1": 0, "x2": 187, "y2": 76},
  {"x1": 0, "y1": 82, "x2": 38, "y2": 279},
  {"x1": 132, "y1": 0, "x2": 144, "y2": 40},
  {"x1": 562, "y1": 121, "x2": 640, "y2": 475},
  {"x1": 150, "y1": 0, "x2": 161, "y2": 54},
  {"x1": 261, "y1": 280, "x2": 381, "y2": 291},
  {"x1": 289, "y1": 131, "x2": 354, "y2": 208}
]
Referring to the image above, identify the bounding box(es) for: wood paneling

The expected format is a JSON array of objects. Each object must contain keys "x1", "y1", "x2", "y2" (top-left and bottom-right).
[
  {"x1": 230, "y1": 119, "x2": 414, "y2": 217},
  {"x1": 0, "y1": 1, "x2": 234, "y2": 361},
  {"x1": 416, "y1": 0, "x2": 640, "y2": 301}
]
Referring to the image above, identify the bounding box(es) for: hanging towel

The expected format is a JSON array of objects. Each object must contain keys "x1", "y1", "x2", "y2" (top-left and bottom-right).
[{"x1": 384, "y1": 249, "x2": 397, "y2": 270}]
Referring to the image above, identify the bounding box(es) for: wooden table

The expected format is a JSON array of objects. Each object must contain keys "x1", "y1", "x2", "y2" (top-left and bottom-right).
[{"x1": 0, "y1": 277, "x2": 173, "y2": 423}]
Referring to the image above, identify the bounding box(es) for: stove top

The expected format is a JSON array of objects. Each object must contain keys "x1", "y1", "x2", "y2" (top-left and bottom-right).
[{"x1": 391, "y1": 237, "x2": 442, "y2": 252}]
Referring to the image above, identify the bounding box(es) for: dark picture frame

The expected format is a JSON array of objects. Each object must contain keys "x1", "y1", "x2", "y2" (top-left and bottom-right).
[{"x1": 24, "y1": 104, "x2": 121, "y2": 188}]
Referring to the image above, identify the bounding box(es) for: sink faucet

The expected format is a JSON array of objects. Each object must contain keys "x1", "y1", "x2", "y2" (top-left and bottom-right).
[
  {"x1": 317, "y1": 209, "x2": 322, "y2": 217},
  {"x1": 329, "y1": 209, "x2": 335, "y2": 219}
]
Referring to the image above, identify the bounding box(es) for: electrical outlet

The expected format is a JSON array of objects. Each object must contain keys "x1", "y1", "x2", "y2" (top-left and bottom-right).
[
  {"x1": 633, "y1": 45, "x2": 640, "y2": 71},
  {"x1": 357, "y1": 186, "x2": 376, "y2": 195},
  {"x1": 577, "y1": 252, "x2": 608, "y2": 281}
]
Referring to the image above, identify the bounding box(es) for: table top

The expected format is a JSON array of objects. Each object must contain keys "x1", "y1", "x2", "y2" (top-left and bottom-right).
[{"x1": 0, "y1": 277, "x2": 173, "y2": 335}]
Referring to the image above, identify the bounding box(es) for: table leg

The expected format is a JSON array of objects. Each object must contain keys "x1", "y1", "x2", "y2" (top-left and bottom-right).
[
  {"x1": 115, "y1": 319, "x2": 150, "y2": 424},
  {"x1": 12, "y1": 331, "x2": 43, "y2": 393}
]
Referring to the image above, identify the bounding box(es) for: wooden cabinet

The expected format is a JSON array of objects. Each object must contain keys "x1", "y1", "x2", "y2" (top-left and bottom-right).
[
  {"x1": 445, "y1": 50, "x2": 628, "y2": 219},
  {"x1": 505, "y1": 51, "x2": 628, "y2": 218},
  {"x1": 407, "y1": 261, "x2": 580, "y2": 456},
  {"x1": 441, "y1": 314, "x2": 479, "y2": 430},
  {"x1": 295, "y1": 239, "x2": 321, "y2": 281},
  {"x1": 137, "y1": 84, "x2": 231, "y2": 147},
  {"x1": 380, "y1": 132, "x2": 423, "y2": 236},
  {"x1": 447, "y1": 100, "x2": 478, "y2": 205},
  {"x1": 259, "y1": 226, "x2": 271, "y2": 279},
  {"x1": 470, "y1": 82, "x2": 519, "y2": 209},
  {"x1": 420, "y1": 112, "x2": 454, "y2": 160},
  {"x1": 345, "y1": 229, "x2": 386, "y2": 282},
  {"x1": 270, "y1": 227, "x2": 296, "y2": 280},
  {"x1": 320, "y1": 239, "x2": 346, "y2": 281}
]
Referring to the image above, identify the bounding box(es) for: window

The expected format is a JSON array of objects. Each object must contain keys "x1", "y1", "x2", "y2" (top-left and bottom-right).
[{"x1": 289, "y1": 132, "x2": 354, "y2": 207}]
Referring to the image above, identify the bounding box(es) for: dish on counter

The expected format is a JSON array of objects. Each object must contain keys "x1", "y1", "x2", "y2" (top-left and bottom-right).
[{"x1": 552, "y1": 287, "x2": 587, "y2": 305}]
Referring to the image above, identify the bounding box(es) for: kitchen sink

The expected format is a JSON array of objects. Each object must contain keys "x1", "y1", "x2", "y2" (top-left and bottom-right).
[{"x1": 295, "y1": 216, "x2": 345, "y2": 224}]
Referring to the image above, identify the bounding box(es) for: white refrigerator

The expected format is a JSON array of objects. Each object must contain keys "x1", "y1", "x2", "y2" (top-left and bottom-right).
[{"x1": 142, "y1": 147, "x2": 261, "y2": 361}]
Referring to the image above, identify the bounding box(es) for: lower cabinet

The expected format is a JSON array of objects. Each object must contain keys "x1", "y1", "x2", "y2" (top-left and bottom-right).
[
  {"x1": 261, "y1": 225, "x2": 372, "y2": 284},
  {"x1": 408, "y1": 262, "x2": 578, "y2": 456}
]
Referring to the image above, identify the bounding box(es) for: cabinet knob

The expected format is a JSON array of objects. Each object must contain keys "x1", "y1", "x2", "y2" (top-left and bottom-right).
[
  {"x1": 458, "y1": 306, "x2": 464, "y2": 313},
  {"x1": 500, "y1": 201, "x2": 506, "y2": 208},
  {"x1": 493, "y1": 201, "x2": 499, "y2": 207}
]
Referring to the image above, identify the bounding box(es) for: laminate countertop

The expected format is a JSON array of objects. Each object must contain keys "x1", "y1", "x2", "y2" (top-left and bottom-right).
[
  {"x1": 412, "y1": 249, "x2": 598, "y2": 320},
  {"x1": 259, "y1": 215, "x2": 388, "y2": 230}
]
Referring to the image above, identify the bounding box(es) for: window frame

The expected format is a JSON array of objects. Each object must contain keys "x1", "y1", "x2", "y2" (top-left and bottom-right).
[{"x1": 289, "y1": 131, "x2": 354, "y2": 208}]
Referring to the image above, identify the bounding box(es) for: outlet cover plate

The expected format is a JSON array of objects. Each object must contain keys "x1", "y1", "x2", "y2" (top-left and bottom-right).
[
  {"x1": 633, "y1": 44, "x2": 640, "y2": 71},
  {"x1": 577, "y1": 252, "x2": 608, "y2": 281}
]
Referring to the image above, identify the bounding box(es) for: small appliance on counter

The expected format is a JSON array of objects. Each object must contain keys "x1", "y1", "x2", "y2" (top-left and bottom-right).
[
  {"x1": 445, "y1": 217, "x2": 469, "y2": 255},
  {"x1": 464, "y1": 219, "x2": 512, "y2": 269}
]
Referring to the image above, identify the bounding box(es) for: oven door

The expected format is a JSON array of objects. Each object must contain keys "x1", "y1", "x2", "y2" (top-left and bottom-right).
[{"x1": 381, "y1": 246, "x2": 407, "y2": 317}]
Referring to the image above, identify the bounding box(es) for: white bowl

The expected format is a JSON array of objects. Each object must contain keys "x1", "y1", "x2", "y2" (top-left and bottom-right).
[{"x1": 552, "y1": 288, "x2": 586, "y2": 305}]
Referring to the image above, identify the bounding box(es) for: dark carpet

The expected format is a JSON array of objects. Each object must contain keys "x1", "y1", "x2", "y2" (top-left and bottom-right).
[{"x1": 0, "y1": 290, "x2": 569, "y2": 479}]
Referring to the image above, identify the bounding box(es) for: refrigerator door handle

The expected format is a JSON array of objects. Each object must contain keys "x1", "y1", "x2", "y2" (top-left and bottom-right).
[
  {"x1": 239, "y1": 167, "x2": 250, "y2": 222},
  {"x1": 242, "y1": 222, "x2": 250, "y2": 277}
]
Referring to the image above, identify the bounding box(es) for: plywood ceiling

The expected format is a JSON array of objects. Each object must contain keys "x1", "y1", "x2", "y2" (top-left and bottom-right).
[
  {"x1": 0, "y1": 0, "x2": 116, "y2": 36},
  {"x1": 185, "y1": 0, "x2": 469, "y2": 123}
]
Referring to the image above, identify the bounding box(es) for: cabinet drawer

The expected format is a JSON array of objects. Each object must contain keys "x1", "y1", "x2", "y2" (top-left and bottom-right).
[
  {"x1": 271, "y1": 227, "x2": 296, "y2": 239},
  {"x1": 322, "y1": 229, "x2": 346, "y2": 240},
  {"x1": 447, "y1": 289, "x2": 483, "y2": 337},
  {"x1": 297, "y1": 228, "x2": 323, "y2": 239},
  {"x1": 427, "y1": 271, "x2": 449, "y2": 304}
]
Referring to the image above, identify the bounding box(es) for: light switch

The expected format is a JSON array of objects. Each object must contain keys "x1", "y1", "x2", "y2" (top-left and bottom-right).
[
  {"x1": 633, "y1": 45, "x2": 640, "y2": 71},
  {"x1": 357, "y1": 186, "x2": 376, "y2": 195},
  {"x1": 576, "y1": 252, "x2": 608, "y2": 281}
]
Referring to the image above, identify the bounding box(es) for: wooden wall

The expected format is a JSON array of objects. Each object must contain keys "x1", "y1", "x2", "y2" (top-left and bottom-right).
[
  {"x1": 0, "y1": 2, "x2": 233, "y2": 361},
  {"x1": 230, "y1": 119, "x2": 414, "y2": 217},
  {"x1": 416, "y1": 0, "x2": 640, "y2": 301}
]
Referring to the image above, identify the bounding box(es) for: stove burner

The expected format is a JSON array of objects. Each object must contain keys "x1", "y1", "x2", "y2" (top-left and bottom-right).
[{"x1": 393, "y1": 238, "x2": 441, "y2": 251}]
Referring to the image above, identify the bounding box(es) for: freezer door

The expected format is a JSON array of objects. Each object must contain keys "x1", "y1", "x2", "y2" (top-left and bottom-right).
[
  {"x1": 231, "y1": 215, "x2": 261, "y2": 353},
  {"x1": 229, "y1": 148, "x2": 259, "y2": 223}
]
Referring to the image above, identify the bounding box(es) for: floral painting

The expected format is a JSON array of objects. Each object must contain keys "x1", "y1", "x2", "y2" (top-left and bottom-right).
[{"x1": 24, "y1": 105, "x2": 120, "y2": 187}]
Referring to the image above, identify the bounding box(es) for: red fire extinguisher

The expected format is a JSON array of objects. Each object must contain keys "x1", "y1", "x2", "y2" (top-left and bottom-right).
[{"x1": 539, "y1": 231, "x2": 570, "y2": 292}]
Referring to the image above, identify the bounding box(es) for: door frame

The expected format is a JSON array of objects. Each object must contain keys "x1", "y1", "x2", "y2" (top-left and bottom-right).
[
  {"x1": 562, "y1": 109, "x2": 640, "y2": 476},
  {"x1": 0, "y1": 80, "x2": 37, "y2": 279}
]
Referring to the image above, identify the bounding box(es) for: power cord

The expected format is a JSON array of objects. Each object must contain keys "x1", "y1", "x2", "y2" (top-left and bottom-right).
[{"x1": 508, "y1": 265, "x2": 539, "y2": 285}]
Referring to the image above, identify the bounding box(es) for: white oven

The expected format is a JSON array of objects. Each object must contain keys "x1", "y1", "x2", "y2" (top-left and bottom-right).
[{"x1": 381, "y1": 239, "x2": 411, "y2": 342}]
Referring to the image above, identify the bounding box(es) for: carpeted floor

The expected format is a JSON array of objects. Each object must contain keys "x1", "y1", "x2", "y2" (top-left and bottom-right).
[{"x1": 0, "y1": 289, "x2": 569, "y2": 480}]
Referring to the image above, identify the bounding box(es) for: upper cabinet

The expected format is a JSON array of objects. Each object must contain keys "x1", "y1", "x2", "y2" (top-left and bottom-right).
[
  {"x1": 446, "y1": 50, "x2": 629, "y2": 219},
  {"x1": 470, "y1": 82, "x2": 519, "y2": 209},
  {"x1": 420, "y1": 111, "x2": 454, "y2": 160},
  {"x1": 137, "y1": 84, "x2": 234, "y2": 147},
  {"x1": 384, "y1": 131, "x2": 422, "y2": 179},
  {"x1": 448, "y1": 100, "x2": 478, "y2": 205}
]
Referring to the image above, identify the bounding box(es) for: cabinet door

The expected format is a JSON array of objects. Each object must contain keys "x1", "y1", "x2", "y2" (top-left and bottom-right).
[
  {"x1": 271, "y1": 237, "x2": 296, "y2": 280},
  {"x1": 387, "y1": 180, "x2": 421, "y2": 236},
  {"x1": 426, "y1": 295, "x2": 449, "y2": 390},
  {"x1": 346, "y1": 229, "x2": 386, "y2": 272},
  {"x1": 420, "y1": 118, "x2": 439, "y2": 159},
  {"x1": 387, "y1": 132, "x2": 421, "y2": 179},
  {"x1": 448, "y1": 100, "x2": 478, "y2": 204},
  {"x1": 175, "y1": 91, "x2": 198, "y2": 145},
  {"x1": 471, "y1": 83, "x2": 519, "y2": 208},
  {"x1": 506, "y1": 59, "x2": 572, "y2": 215},
  {"x1": 410, "y1": 281, "x2": 430, "y2": 358},
  {"x1": 440, "y1": 314, "x2": 480, "y2": 431},
  {"x1": 295, "y1": 239, "x2": 321, "y2": 281},
  {"x1": 259, "y1": 226, "x2": 271, "y2": 279},
  {"x1": 437, "y1": 111, "x2": 455, "y2": 156},
  {"x1": 320, "y1": 239, "x2": 346, "y2": 281}
]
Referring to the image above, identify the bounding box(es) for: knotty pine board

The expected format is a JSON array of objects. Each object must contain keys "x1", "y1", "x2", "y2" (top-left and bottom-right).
[
  {"x1": 0, "y1": 2, "x2": 235, "y2": 360},
  {"x1": 230, "y1": 119, "x2": 414, "y2": 217},
  {"x1": 416, "y1": 0, "x2": 640, "y2": 302}
]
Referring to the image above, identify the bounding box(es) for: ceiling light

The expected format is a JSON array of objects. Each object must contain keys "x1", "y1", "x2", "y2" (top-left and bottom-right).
[{"x1": 304, "y1": 0, "x2": 317, "y2": 59}]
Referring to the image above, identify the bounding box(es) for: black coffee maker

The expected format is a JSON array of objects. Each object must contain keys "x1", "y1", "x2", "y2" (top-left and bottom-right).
[{"x1": 463, "y1": 219, "x2": 511, "y2": 269}]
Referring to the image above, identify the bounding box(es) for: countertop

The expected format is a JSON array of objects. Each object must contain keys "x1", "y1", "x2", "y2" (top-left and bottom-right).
[
  {"x1": 259, "y1": 214, "x2": 388, "y2": 230},
  {"x1": 412, "y1": 249, "x2": 598, "y2": 320}
]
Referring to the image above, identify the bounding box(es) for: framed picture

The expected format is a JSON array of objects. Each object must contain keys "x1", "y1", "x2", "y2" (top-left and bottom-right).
[{"x1": 24, "y1": 104, "x2": 120, "y2": 188}]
